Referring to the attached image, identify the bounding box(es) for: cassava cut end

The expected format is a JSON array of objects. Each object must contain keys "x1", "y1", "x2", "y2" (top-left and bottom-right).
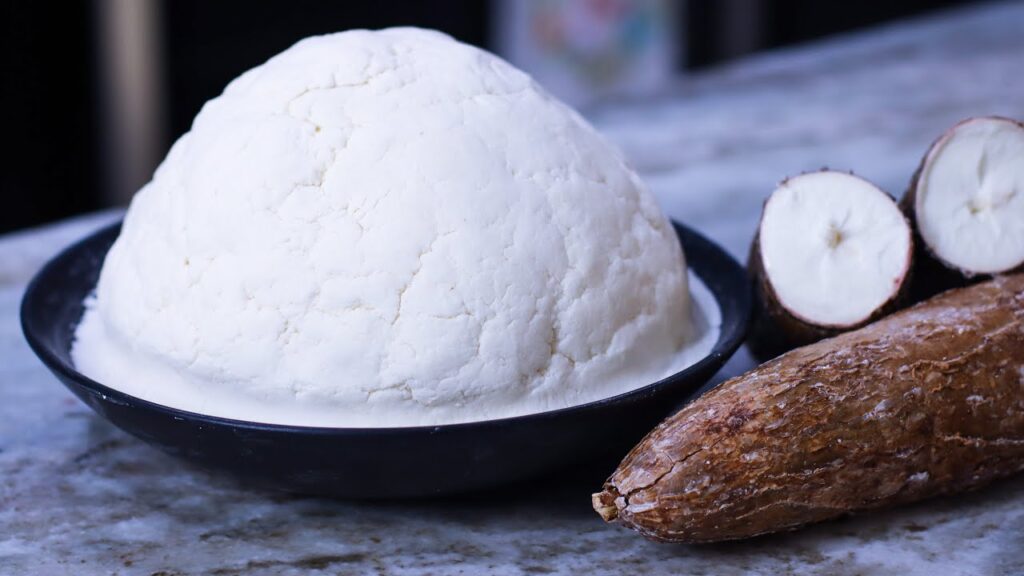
[
  {"x1": 594, "y1": 274, "x2": 1024, "y2": 543},
  {"x1": 903, "y1": 116, "x2": 1024, "y2": 297},
  {"x1": 748, "y1": 171, "x2": 913, "y2": 360}
]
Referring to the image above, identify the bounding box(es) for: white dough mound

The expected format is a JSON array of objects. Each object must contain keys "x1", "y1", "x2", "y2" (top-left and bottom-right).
[{"x1": 73, "y1": 28, "x2": 692, "y2": 426}]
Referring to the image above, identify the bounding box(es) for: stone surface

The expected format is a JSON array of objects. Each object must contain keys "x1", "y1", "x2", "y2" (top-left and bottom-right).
[{"x1": 2, "y1": 3, "x2": 1024, "y2": 574}]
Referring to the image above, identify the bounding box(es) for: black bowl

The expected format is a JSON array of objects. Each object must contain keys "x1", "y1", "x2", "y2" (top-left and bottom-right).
[{"x1": 21, "y1": 220, "x2": 750, "y2": 498}]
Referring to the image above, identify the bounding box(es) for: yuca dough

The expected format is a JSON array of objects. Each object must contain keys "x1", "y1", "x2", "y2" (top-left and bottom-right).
[{"x1": 73, "y1": 28, "x2": 712, "y2": 426}]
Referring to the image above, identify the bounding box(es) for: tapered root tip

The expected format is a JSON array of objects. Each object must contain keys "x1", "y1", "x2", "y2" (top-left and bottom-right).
[{"x1": 592, "y1": 489, "x2": 620, "y2": 522}]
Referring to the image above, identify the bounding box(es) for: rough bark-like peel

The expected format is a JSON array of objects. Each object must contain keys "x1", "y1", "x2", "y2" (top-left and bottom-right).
[{"x1": 595, "y1": 274, "x2": 1024, "y2": 543}]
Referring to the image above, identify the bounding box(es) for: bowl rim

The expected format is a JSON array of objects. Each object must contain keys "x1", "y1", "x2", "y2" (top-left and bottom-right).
[{"x1": 21, "y1": 219, "x2": 750, "y2": 436}]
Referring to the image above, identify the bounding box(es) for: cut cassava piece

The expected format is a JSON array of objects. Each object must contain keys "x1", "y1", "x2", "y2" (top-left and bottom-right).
[
  {"x1": 593, "y1": 273, "x2": 1024, "y2": 543},
  {"x1": 748, "y1": 170, "x2": 913, "y2": 359},
  {"x1": 902, "y1": 116, "x2": 1024, "y2": 297}
]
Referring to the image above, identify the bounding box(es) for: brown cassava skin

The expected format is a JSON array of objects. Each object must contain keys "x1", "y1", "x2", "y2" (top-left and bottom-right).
[
  {"x1": 900, "y1": 116, "x2": 1024, "y2": 301},
  {"x1": 594, "y1": 274, "x2": 1024, "y2": 543},
  {"x1": 746, "y1": 193, "x2": 913, "y2": 361}
]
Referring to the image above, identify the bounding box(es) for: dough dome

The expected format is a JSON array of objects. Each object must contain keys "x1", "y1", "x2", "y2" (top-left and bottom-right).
[{"x1": 73, "y1": 28, "x2": 692, "y2": 426}]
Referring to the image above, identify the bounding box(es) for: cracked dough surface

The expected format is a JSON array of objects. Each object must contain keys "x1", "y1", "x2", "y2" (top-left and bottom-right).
[{"x1": 72, "y1": 28, "x2": 700, "y2": 426}]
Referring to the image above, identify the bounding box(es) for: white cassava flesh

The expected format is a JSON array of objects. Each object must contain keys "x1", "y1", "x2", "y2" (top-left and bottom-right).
[
  {"x1": 911, "y1": 116, "x2": 1024, "y2": 275},
  {"x1": 758, "y1": 171, "x2": 912, "y2": 327}
]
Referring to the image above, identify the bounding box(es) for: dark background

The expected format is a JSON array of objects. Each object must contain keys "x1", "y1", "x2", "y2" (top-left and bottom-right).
[{"x1": 1, "y1": 0, "x2": 977, "y2": 234}]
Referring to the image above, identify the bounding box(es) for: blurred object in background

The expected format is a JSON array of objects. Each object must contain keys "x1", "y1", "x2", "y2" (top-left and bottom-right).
[
  {"x1": 98, "y1": 0, "x2": 166, "y2": 207},
  {"x1": 0, "y1": 0, "x2": 979, "y2": 234},
  {"x1": 495, "y1": 0, "x2": 680, "y2": 106}
]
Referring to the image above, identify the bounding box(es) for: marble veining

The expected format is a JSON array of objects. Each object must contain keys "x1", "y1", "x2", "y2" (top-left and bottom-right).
[{"x1": 3, "y1": 3, "x2": 1024, "y2": 574}]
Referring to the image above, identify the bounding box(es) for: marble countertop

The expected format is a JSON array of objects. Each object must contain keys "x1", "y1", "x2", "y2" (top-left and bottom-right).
[{"x1": 3, "y1": 3, "x2": 1024, "y2": 574}]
